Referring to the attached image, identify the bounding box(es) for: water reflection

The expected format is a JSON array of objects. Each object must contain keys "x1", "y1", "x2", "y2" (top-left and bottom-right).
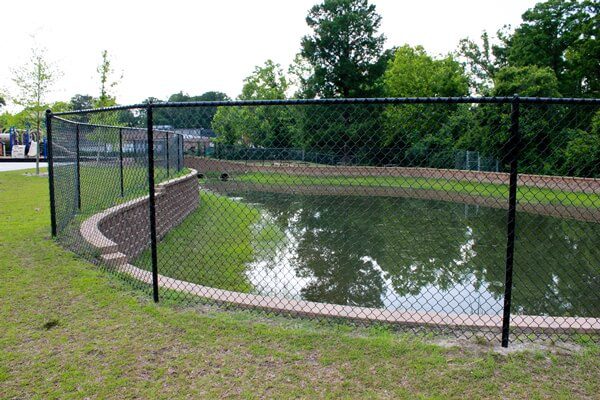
[{"x1": 235, "y1": 192, "x2": 599, "y2": 317}]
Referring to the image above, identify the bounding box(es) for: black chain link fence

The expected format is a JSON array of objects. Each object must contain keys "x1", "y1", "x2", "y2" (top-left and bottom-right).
[{"x1": 47, "y1": 97, "x2": 600, "y2": 347}]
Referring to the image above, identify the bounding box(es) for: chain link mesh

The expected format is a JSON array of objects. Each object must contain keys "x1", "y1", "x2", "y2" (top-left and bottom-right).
[{"x1": 48, "y1": 98, "x2": 600, "y2": 345}]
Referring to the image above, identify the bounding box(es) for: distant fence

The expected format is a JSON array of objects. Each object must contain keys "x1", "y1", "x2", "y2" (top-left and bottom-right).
[
  {"x1": 47, "y1": 96, "x2": 600, "y2": 348},
  {"x1": 209, "y1": 145, "x2": 500, "y2": 171}
]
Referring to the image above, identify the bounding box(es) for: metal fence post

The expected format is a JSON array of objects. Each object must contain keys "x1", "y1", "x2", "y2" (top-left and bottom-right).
[
  {"x1": 146, "y1": 104, "x2": 159, "y2": 303},
  {"x1": 177, "y1": 134, "x2": 182, "y2": 171},
  {"x1": 75, "y1": 124, "x2": 81, "y2": 210},
  {"x1": 46, "y1": 109, "x2": 57, "y2": 237},
  {"x1": 165, "y1": 132, "x2": 170, "y2": 178},
  {"x1": 119, "y1": 128, "x2": 124, "y2": 197},
  {"x1": 501, "y1": 94, "x2": 521, "y2": 348}
]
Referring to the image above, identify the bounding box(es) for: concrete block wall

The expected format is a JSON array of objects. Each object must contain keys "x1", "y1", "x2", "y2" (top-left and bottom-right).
[
  {"x1": 81, "y1": 169, "x2": 198, "y2": 263},
  {"x1": 185, "y1": 157, "x2": 599, "y2": 193}
]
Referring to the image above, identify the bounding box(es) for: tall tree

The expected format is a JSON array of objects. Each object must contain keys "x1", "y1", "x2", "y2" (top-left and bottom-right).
[
  {"x1": 457, "y1": 31, "x2": 506, "y2": 93},
  {"x1": 458, "y1": 1, "x2": 598, "y2": 96},
  {"x1": 300, "y1": 0, "x2": 386, "y2": 98},
  {"x1": 158, "y1": 91, "x2": 230, "y2": 128},
  {"x1": 382, "y1": 45, "x2": 470, "y2": 167},
  {"x1": 12, "y1": 45, "x2": 59, "y2": 174},
  {"x1": 95, "y1": 50, "x2": 122, "y2": 108},
  {"x1": 69, "y1": 94, "x2": 95, "y2": 111},
  {"x1": 89, "y1": 50, "x2": 123, "y2": 128},
  {"x1": 240, "y1": 60, "x2": 289, "y2": 100},
  {"x1": 212, "y1": 61, "x2": 297, "y2": 148}
]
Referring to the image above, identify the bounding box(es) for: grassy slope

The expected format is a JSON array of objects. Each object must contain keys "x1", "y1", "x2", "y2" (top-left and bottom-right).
[
  {"x1": 235, "y1": 172, "x2": 600, "y2": 208},
  {"x1": 1, "y1": 169, "x2": 599, "y2": 399},
  {"x1": 135, "y1": 191, "x2": 277, "y2": 292}
]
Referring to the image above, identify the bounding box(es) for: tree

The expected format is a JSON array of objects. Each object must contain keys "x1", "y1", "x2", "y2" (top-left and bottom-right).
[
  {"x1": 69, "y1": 94, "x2": 95, "y2": 111},
  {"x1": 212, "y1": 61, "x2": 299, "y2": 148},
  {"x1": 382, "y1": 45, "x2": 470, "y2": 166},
  {"x1": 562, "y1": 111, "x2": 600, "y2": 177},
  {"x1": 240, "y1": 60, "x2": 289, "y2": 100},
  {"x1": 95, "y1": 50, "x2": 121, "y2": 108},
  {"x1": 457, "y1": 31, "x2": 506, "y2": 93},
  {"x1": 300, "y1": 0, "x2": 386, "y2": 98},
  {"x1": 11, "y1": 45, "x2": 59, "y2": 174},
  {"x1": 150, "y1": 91, "x2": 230, "y2": 128},
  {"x1": 492, "y1": 65, "x2": 561, "y2": 97},
  {"x1": 89, "y1": 50, "x2": 123, "y2": 128},
  {"x1": 498, "y1": 0, "x2": 597, "y2": 96},
  {"x1": 490, "y1": 66, "x2": 562, "y2": 174}
]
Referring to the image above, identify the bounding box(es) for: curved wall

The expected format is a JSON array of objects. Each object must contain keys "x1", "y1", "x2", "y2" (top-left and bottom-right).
[
  {"x1": 80, "y1": 169, "x2": 199, "y2": 264},
  {"x1": 185, "y1": 157, "x2": 600, "y2": 193}
]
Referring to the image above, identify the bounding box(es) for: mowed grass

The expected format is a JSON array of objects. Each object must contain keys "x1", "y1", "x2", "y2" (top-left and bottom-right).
[
  {"x1": 235, "y1": 172, "x2": 600, "y2": 208},
  {"x1": 1, "y1": 169, "x2": 599, "y2": 398},
  {"x1": 135, "y1": 191, "x2": 283, "y2": 292}
]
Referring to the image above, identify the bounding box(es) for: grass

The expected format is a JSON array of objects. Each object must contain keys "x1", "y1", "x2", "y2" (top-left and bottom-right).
[
  {"x1": 1, "y1": 168, "x2": 599, "y2": 398},
  {"x1": 234, "y1": 172, "x2": 600, "y2": 209},
  {"x1": 135, "y1": 191, "x2": 283, "y2": 292}
]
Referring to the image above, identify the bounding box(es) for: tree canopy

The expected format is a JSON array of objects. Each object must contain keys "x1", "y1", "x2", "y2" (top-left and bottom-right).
[{"x1": 300, "y1": 0, "x2": 387, "y2": 98}]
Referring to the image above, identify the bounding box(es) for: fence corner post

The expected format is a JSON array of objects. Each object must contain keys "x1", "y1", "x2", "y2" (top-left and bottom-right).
[
  {"x1": 146, "y1": 103, "x2": 159, "y2": 303},
  {"x1": 501, "y1": 93, "x2": 521, "y2": 348},
  {"x1": 46, "y1": 109, "x2": 57, "y2": 237}
]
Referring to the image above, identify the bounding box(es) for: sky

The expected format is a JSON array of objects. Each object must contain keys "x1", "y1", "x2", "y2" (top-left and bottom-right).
[{"x1": 0, "y1": 0, "x2": 539, "y2": 108}]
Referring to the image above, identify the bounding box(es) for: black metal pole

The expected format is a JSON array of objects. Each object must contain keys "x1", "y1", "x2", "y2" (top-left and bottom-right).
[
  {"x1": 46, "y1": 110, "x2": 57, "y2": 237},
  {"x1": 177, "y1": 134, "x2": 182, "y2": 171},
  {"x1": 119, "y1": 128, "x2": 124, "y2": 197},
  {"x1": 501, "y1": 94, "x2": 521, "y2": 348},
  {"x1": 147, "y1": 104, "x2": 159, "y2": 303},
  {"x1": 75, "y1": 124, "x2": 81, "y2": 210},
  {"x1": 165, "y1": 132, "x2": 169, "y2": 178}
]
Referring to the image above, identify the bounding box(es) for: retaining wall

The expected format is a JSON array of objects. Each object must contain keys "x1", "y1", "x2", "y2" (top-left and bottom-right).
[
  {"x1": 185, "y1": 157, "x2": 600, "y2": 193},
  {"x1": 80, "y1": 169, "x2": 198, "y2": 264}
]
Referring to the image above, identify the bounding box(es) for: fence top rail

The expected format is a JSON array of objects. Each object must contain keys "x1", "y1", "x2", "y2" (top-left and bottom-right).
[
  {"x1": 50, "y1": 115, "x2": 181, "y2": 136},
  {"x1": 50, "y1": 96, "x2": 600, "y2": 116}
]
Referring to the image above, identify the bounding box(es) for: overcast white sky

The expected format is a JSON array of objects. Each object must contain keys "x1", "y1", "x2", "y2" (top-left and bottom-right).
[{"x1": 1, "y1": 0, "x2": 539, "y2": 107}]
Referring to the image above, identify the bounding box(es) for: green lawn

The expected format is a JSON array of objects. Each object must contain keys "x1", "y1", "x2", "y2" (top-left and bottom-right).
[
  {"x1": 234, "y1": 172, "x2": 600, "y2": 208},
  {"x1": 135, "y1": 191, "x2": 283, "y2": 293},
  {"x1": 1, "y1": 169, "x2": 599, "y2": 398}
]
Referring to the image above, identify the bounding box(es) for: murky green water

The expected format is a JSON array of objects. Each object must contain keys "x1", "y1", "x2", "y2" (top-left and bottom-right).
[{"x1": 231, "y1": 191, "x2": 600, "y2": 317}]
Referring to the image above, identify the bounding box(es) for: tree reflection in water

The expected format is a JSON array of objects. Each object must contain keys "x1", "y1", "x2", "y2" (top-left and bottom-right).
[{"x1": 237, "y1": 192, "x2": 599, "y2": 318}]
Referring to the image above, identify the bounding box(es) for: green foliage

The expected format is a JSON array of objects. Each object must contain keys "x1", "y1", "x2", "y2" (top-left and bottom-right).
[
  {"x1": 382, "y1": 45, "x2": 470, "y2": 162},
  {"x1": 457, "y1": 31, "x2": 503, "y2": 92},
  {"x1": 11, "y1": 45, "x2": 59, "y2": 136},
  {"x1": 212, "y1": 61, "x2": 299, "y2": 147},
  {"x1": 460, "y1": 0, "x2": 598, "y2": 97},
  {"x1": 69, "y1": 94, "x2": 96, "y2": 111},
  {"x1": 562, "y1": 111, "x2": 600, "y2": 177},
  {"x1": 384, "y1": 45, "x2": 469, "y2": 97},
  {"x1": 492, "y1": 65, "x2": 561, "y2": 97},
  {"x1": 95, "y1": 50, "x2": 121, "y2": 108},
  {"x1": 240, "y1": 60, "x2": 288, "y2": 100},
  {"x1": 0, "y1": 110, "x2": 29, "y2": 130},
  {"x1": 151, "y1": 91, "x2": 230, "y2": 128},
  {"x1": 300, "y1": 0, "x2": 386, "y2": 98}
]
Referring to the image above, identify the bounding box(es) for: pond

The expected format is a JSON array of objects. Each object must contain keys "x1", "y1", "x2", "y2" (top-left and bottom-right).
[{"x1": 228, "y1": 191, "x2": 600, "y2": 318}]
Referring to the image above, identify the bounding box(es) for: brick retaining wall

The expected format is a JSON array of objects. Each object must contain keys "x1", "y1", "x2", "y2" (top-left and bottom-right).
[
  {"x1": 185, "y1": 157, "x2": 600, "y2": 193},
  {"x1": 80, "y1": 169, "x2": 198, "y2": 264}
]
